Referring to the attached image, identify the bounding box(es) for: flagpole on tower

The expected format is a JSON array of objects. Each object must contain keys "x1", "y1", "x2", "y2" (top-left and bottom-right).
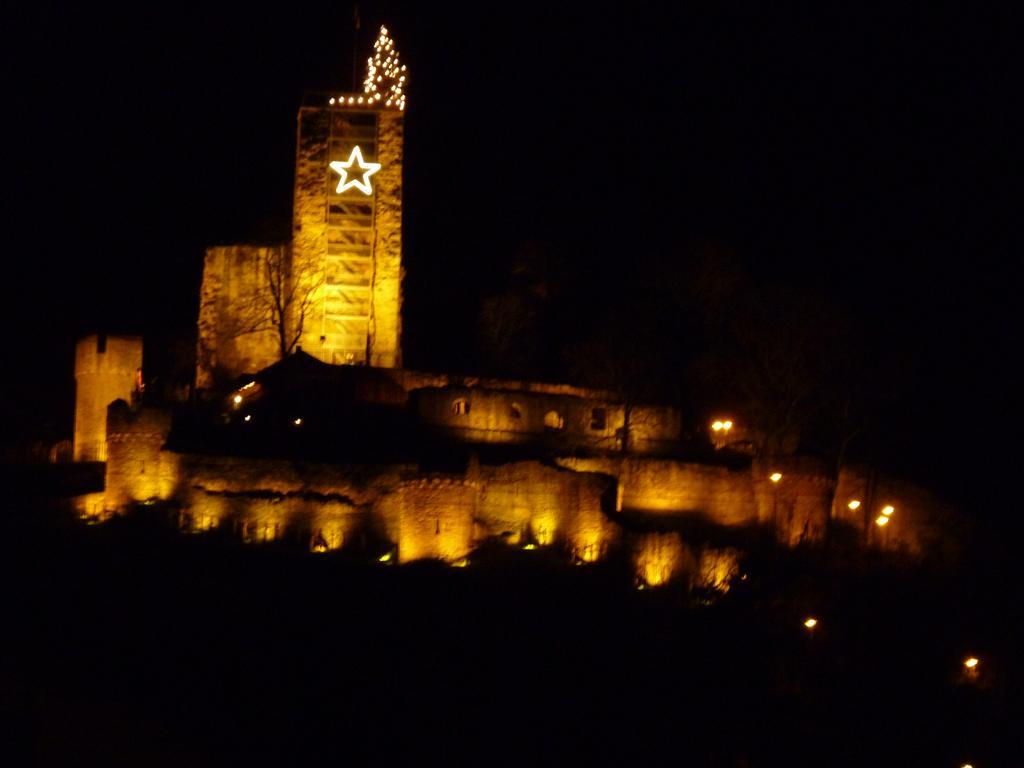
[{"x1": 352, "y1": 4, "x2": 361, "y2": 91}]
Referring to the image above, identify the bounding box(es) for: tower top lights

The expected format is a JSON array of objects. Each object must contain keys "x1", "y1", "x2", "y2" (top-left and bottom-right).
[{"x1": 363, "y1": 26, "x2": 407, "y2": 111}]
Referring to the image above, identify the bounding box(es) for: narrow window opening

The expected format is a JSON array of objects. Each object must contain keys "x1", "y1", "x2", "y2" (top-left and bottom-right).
[{"x1": 590, "y1": 408, "x2": 607, "y2": 431}]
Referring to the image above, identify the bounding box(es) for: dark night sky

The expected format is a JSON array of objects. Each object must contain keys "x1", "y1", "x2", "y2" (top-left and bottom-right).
[{"x1": 2, "y1": 3, "x2": 1018, "y2": 514}]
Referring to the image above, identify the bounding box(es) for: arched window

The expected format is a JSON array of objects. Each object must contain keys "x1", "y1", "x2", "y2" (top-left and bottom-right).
[
  {"x1": 510, "y1": 403, "x2": 522, "y2": 420},
  {"x1": 544, "y1": 410, "x2": 564, "y2": 431},
  {"x1": 451, "y1": 398, "x2": 469, "y2": 416}
]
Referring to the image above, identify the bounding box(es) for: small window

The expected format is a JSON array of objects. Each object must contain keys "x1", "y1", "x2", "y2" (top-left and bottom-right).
[
  {"x1": 544, "y1": 410, "x2": 564, "y2": 431},
  {"x1": 451, "y1": 398, "x2": 469, "y2": 416},
  {"x1": 590, "y1": 408, "x2": 607, "y2": 431},
  {"x1": 510, "y1": 403, "x2": 522, "y2": 420}
]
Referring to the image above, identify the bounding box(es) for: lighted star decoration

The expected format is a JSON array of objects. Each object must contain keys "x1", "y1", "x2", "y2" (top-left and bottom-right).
[{"x1": 329, "y1": 146, "x2": 381, "y2": 195}]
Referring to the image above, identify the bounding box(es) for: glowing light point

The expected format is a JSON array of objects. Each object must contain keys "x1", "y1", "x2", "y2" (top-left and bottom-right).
[
  {"x1": 804, "y1": 617, "x2": 818, "y2": 629},
  {"x1": 769, "y1": 472, "x2": 783, "y2": 483},
  {"x1": 881, "y1": 504, "x2": 895, "y2": 516},
  {"x1": 329, "y1": 146, "x2": 382, "y2": 195},
  {"x1": 293, "y1": 417, "x2": 303, "y2": 426},
  {"x1": 243, "y1": 414, "x2": 252, "y2": 423},
  {"x1": 848, "y1": 499, "x2": 861, "y2": 510},
  {"x1": 232, "y1": 394, "x2": 243, "y2": 405},
  {"x1": 875, "y1": 515, "x2": 890, "y2": 527},
  {"x1": 964, "y1": 656, "x2": 979, "y2": 669}
]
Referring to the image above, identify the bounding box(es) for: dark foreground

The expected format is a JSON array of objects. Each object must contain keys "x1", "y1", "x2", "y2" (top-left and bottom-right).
[{"x1": 3, "y1": 500, "x2": 1018, "y2": 767}]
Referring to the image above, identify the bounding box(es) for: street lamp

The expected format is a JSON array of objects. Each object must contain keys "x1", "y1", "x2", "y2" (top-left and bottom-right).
[
  {"x1": 881, "y1": 504, "x2": 895, "y2": 517},
  {"x1": 803, "y1": 617, "x2": 818, "y2": 630},
  {"x1": 770, "y1": 472, "x2": 782, "y2": 533},
  {"x1": 962, "y1": 655, "x2": 981, "y2": 683},
  {"x1": 847, "y1": 499, "x2": 861, "y2": 511}
]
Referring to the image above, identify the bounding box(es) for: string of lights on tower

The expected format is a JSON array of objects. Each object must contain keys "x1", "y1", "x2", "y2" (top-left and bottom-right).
[{"x1": 363, "y1": 25, "x2": 407, "y2": 110}]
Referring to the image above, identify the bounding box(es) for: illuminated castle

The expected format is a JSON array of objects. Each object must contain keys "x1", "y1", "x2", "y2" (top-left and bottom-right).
[
  {"x1": 72, "y1": 28, "x2": 957, "y2": 583},
  {"x1": 197, "y1": 26, "x2": 406, "y2": 387}
]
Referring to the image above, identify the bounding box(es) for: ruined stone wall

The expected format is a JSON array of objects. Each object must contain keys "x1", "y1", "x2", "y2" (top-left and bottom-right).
[
  {"x1": 74, "y1": 335, "x2": 142, "y2": 462},
  {"x1": 415, "y1": 387, "x2": 624, "y2": 450},
  {"x1": 627, "y1": 405, "x2": 683, "y2": 455},
  {"x1": 559, "y1": 457, "x2": 759, "y2": 526},
  {"x1": 557, "y1": 455, "x2": 833, "y2": 544},
  {"x1": 633, "y1": 532, "x2": 695, "y2": 587},
  {"x1": 377, "y1": 478, "x2": 478, "y2": 563},
  {"x1": 414, "y1": 387, "x2": 681, "y2": 455},
  {"x1": 176, "y1": 455, "x2": 408, "y2": 549},
  {"x1": 96, "y1": 403, "x2": 954, "y2": 564},
  {"x1": 750, "y1": 458, "x2": 832, "y2": 546},
  {"x1": 475, "y1": 462, "x2": 614, "y2": 558},
  {"x1": 195, "y1": 245, "x2": 284, "y2": 389}
]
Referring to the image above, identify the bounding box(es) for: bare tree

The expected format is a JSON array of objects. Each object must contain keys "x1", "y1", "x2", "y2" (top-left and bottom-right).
[
  {"x1": 197, "y1": 246, "x2": 322, "y2": 387},
  {"x1": 260, "y1": 246, "x2": 320, "y2": 360}
]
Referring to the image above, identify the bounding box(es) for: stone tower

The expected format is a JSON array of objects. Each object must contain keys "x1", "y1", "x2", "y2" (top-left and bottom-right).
[
  {"x1": 73, "y1": 334, "x2": 143, "y2": 461},
  {"x1": 292, "y1": 92, "x2": 404, "y2": 367},
  {"x1": 293, "y1": 25, "x2": 406, "y2": 368},
  {"x1": 195, "y1": 26, "x2": 405, "y2": 386}
]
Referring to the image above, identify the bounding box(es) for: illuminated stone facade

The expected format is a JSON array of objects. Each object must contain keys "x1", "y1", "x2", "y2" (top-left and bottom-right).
[
  {"x1": 80, "y1": 28, "x2": 959, "y2": 582},
  {"x1": 73, "y1": 335, "x2": 142, "y2": 461},
  {"x1": 196, "y1": 96, "x2": 403, "y2": 388},
  {"x1": 196, "y1": 245, "x2": 286, "y2": 388},
  {"x1": 91, "y1": 386, "x2": 956, "y2": 585}
]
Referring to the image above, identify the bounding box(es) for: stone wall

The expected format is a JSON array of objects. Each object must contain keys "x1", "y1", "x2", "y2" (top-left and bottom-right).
[
  {"x1": 414, "y1": 386, "x2": 623, "y2": 450},
  {"x1": 475, "y1": 461, "x2": 614, "y2": 559},
  {"x1": 557, "y1": 457, "x2": 759, "y2": 525},
  {"x1": 378, "y1": 478, "x2": 478, "y2": 563},
  {"x1": 74, "y1": 335, "x2": 142, "y2": 461},
  {"x1": 195, "y1": 245, "x2": 285, "y2": 389},
  {"x1": 96, "y1": 401, "x2": 956, "y2": 566},
  {"x1": 414, "y1": 387, "x2": 681, "y2": 455},
  {"x1": 558, "y1": 455, "x2": 834, "y2": 545}
]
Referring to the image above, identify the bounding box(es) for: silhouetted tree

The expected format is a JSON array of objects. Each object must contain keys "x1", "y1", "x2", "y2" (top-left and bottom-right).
[
  {"x1": 225, "y1": 247, "x2": 321, "y2": 362},
  {"x1": 477, "y1": 242, "x2": 567, "y2": 379}
]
